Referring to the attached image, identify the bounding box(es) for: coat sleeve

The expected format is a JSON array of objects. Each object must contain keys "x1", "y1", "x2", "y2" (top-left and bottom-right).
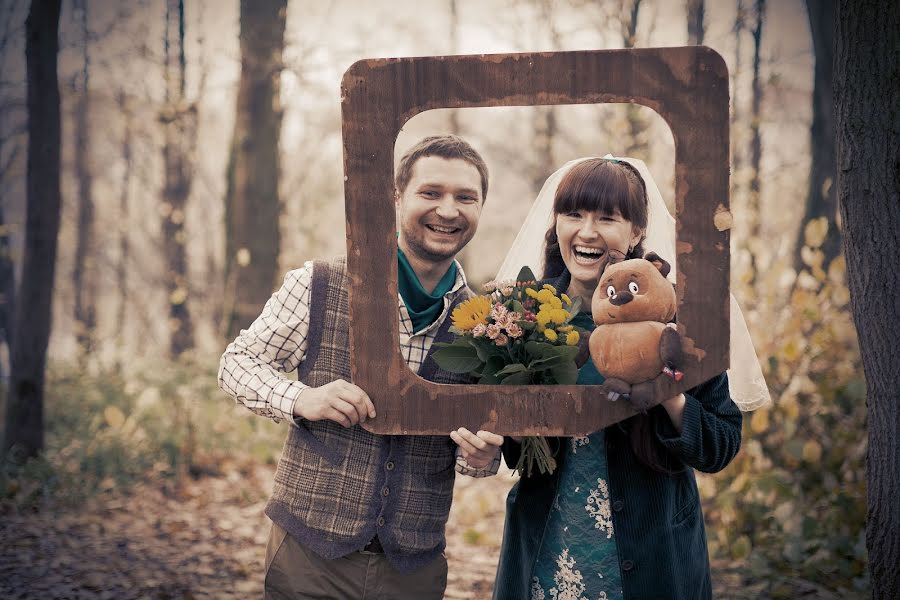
[{"x1": 652, "y1": 372, "x2": 743, "y2": 473}]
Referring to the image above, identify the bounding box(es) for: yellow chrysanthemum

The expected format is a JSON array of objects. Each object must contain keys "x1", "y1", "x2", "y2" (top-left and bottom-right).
[
  {"x1": 566, "y1": 330, "x2": 580, "y2": 346},
  {"x1": 561, "y1": 293, "x2": 572, "y2": 305},
  {"x1": 549, "y1": 296, "x2": 563, "y2": 309},
  {"x1": 536, "y1": 310, "x2": 553, "y2": 327},
  {"x1": 451, "y1": 295, "x2": 492, "y2": 331},
  {"x1": 558, "y1": 325, "x2": 574, "y2": 333},
  {"x1": 525, "y1": 288, "x2": 540, "y2": 299},
  {"x1": 551, "y1": 308, "x2": 568, "y2": 325},
  {"x1": 544, "y1": 329, "x2": 558, "y2": 342},
  {"x1": 542, "y1": 284, "x2": 557, "y2": 295},
  {"x1": 536, "y1": 289, "x2": 555, "y2": 304}
]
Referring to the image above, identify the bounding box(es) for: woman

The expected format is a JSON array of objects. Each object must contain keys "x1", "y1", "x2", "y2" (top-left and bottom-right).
[{"x1": 492, "y1": 158, "x2": 743, "y2": 600}]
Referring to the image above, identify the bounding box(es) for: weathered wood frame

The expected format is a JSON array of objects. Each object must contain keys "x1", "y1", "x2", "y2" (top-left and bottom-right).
[{"x1": 341, "y1": 47, "x2": 730, "y2": 435}]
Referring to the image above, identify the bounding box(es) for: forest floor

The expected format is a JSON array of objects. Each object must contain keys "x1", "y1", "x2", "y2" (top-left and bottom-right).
[{"x1": 0, "y1": 463, "x2": 773, "y2": 599}]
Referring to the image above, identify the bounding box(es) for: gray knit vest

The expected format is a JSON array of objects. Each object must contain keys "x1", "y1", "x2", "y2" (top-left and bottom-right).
[{"x1": 265, "y1": 256, "x2": 474, "y2": 574}]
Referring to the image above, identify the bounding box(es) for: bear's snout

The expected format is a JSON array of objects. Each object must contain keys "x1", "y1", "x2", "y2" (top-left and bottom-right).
[{"x1": 609, "y1": 290, "x2": 633, "y2": 306}]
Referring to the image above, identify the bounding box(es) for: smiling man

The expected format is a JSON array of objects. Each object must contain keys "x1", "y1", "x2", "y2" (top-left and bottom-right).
[{"x1": 218, "y1": 135, "x2": 503, "y2": 599}]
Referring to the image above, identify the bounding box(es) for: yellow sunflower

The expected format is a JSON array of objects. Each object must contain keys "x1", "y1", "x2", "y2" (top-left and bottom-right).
[{"x1": 451, "y1": 295, "x2": 493, "y2": 331}]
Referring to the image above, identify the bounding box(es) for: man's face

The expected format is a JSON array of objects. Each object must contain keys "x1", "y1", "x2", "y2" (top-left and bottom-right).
[{"x1": 396, "y1": 156, "x2": 484, "y2": 264}]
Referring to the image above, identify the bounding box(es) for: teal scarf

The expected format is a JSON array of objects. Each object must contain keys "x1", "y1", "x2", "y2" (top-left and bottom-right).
[{"x1": 397, "y1": 249, "x2": 458, "y2": 333}]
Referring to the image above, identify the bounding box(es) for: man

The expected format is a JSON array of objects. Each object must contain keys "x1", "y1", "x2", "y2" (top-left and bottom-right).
[{"x1": 218, "y1": 135, "x2": 503, "y2": 599}]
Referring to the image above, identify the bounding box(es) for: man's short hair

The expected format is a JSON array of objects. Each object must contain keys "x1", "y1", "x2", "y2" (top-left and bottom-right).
[{"x1": 395, "y1": 135, "x2": 489, "y2": 201}]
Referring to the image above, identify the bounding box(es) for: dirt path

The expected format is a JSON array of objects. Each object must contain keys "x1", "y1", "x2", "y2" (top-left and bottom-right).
[{"x1": 1, "y1": 465, "x2": 747, "y2": 599}]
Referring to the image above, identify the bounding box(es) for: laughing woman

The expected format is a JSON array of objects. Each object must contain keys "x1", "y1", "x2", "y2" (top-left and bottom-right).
[{"x1": 492, "y1": 158, "x2": 743, "y2": 600}]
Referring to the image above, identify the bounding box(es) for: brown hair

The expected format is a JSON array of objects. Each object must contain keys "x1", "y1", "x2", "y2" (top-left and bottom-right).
[
  {"x1": 394, "y1": 135, "x2": 489, "y2": 201},
  {"x1": 542, "y1": 158, "x2": 649, "y2": 278}
]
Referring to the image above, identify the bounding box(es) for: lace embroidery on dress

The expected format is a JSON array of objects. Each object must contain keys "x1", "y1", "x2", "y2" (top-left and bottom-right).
[
  {"x1": 531, "y1": 577, "x2": 546, "y2": 600},
  {"x1": 585, "y1": 478, "x2": 614, "y2": 538},
  {"x1": 570, "y1": 436, "x2": 590, "y2": 453},
  {"x1": 548, "y1": 549, "x2": 589, "y2": 600}
]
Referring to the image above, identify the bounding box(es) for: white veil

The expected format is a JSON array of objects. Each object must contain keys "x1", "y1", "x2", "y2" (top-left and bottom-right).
[{"x1": 497, "y1": 156, "x2": 771, "y2": 411}]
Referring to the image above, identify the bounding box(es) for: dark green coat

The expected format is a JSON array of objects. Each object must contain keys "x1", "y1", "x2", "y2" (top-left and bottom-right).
[{"x1": 493, "y1": 334, "x2": 742, "y2": 599}]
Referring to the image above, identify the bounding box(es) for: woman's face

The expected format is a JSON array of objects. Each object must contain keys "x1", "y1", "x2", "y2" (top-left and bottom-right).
[{"x1": 556, "y1": 208, "x2": 643, "y2": 299}]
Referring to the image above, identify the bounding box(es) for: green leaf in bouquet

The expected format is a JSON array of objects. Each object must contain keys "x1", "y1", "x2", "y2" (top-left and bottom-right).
[
  {"x1": 511, "y1": 299, "x2": 526, "y2": 314},
  {"x1": 495, "y1": 363, "x2": 527, "y2": 376},
  {"x1": 431, "y1": 345, "x2": 482, "y2": 373},
  {"x1": 501, "y1": 371, "x2": 532, "y2": 385},
  {"x1": 479, "y1": 372, "x2": 501, "y2": 384},
  {"x1": 550, "y1": 361, "x2": 579, "y2": 384},
  {"x1": 516, "y1": 266, "x2": 537, "y2": 284},
  {"x1": 550, "y1": 345, "x2": 579, "y2": 361},
  {"x1": 477, "y1": 356, "x2": 506, "y2": 385},
  {"x1": 468, "y1": 338, "x2": 496, "y2": 363},
  {"x1": 525, "y1": 340, "x2": 553, "y2": 359}
]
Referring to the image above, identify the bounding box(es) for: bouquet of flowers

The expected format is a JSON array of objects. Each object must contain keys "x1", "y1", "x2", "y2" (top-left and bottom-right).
[{"x1": 431, "y1": 267, "x2": 588, "y2": 477}]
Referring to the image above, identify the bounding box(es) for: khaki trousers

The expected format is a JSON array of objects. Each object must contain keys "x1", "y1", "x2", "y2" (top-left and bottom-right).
[{"x1": 264, "y1": 522, "x2": 448, "y2": 600}]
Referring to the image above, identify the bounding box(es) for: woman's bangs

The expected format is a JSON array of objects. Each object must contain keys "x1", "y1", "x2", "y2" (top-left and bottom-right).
[{"x1": 553, "y1": 162, "x2": 633, "y2": 218}]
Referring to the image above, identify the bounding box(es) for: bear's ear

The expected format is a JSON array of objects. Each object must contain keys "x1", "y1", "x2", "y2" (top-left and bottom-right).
[{"x1": 644, "y1": 252, "x2": 671, "y2": 278}]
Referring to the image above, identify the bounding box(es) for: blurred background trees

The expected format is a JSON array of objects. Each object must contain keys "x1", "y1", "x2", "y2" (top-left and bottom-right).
[{"x1": 0, "y1": 0, "x2": 884, "y2": 596}]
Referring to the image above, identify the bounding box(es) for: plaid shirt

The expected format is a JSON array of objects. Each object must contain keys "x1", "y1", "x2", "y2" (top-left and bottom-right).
[{"x1": 218, "y1": 260, "x2": 500, "y2": 474}]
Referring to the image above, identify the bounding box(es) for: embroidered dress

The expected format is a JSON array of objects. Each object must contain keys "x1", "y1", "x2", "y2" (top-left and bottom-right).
[{"x1": 529, "y1": 313, "x2": 624, "y2": 600}]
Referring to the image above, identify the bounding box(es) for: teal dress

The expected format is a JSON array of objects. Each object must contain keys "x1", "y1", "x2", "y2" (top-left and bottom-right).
[{"x1": 528, "y1": 312, "x2": 624, "y2": 600}]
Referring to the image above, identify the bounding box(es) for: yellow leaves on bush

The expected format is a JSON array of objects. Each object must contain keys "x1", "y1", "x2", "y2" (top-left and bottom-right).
[
  {"x1": 827, "y1": 254, "x2": 846, "y2": 283},
  {"x1": 730, "y1": 535, "x2": 752, "y2": 560},
  {"x1": 831, "y1": 285, "x2": 851, "y2": 307},
  {"x1": 804, "y1": 216, "x2": 829, "y2": 249},
  {"x1": 802, "y1": 440, "x2": 823, "y2": 463},
  {"x1": 751, "y1": 408, "x2": 769, "y2": 434},
  {"x1": 169, "y1": 287, "x2": 188, "y2": 306},
  {"x1": 104, "y1": 406, "x2": 126, "y2": 429}
]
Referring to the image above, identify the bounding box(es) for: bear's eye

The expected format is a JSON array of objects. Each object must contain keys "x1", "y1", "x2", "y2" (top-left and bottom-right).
[
  {"x1": 628, "y1": 281, "x2": 639, "y2": 294},
  {"x1": 606, "y1": 285, "x2": 616, "y2": 298}
]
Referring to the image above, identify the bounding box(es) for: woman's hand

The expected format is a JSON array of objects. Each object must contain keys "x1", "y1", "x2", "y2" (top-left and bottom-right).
[
  {"x1": 661, "y1": 393, "x2": 687, "y2": 434},
  {"x1": 450, "y1": 428, "x2": 504, "y2": 469}
]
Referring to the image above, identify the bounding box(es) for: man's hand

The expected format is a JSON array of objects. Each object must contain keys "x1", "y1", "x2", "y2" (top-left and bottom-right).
[
  {"x1": 450, "y1": 428, "x2": 503, "y2": 469},
  {"x1": 293, "y1": 379, "x2": 375, "y2": 427}
]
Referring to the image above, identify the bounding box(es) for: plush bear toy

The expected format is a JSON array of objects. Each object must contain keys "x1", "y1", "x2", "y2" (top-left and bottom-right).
[{"x1": 588, "y1": 252, "x2": 684, "y2": 411}]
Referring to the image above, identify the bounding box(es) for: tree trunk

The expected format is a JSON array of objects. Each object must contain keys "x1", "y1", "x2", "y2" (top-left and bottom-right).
[
  {"x1": 115, "y1": 91, "x2": 133, "y2": 372},
  {"x1": 223, "y1": 0, "x2": 286, "y2": 341},
  {"x1": 162, "y1": 0, "x2": 194, "y2": 358},
  {"x1": 0, "y1": 200, "x2": 15, "y2": 380},
  {"x1": 731, "y1": 0, "x2": 746, "y2": 207},
  {"x1": 836, "y1": 3, "x2": 900, "y2": 596},
  {"x1": 447, "y1": 0, "x2": 461, "y2": 134},
  {"x1": 746, "y1": 0, "x2": 765, "y2": 286},
  {"x1": 794, "y1": 0, "x2": 839, "y2": 273},
  {"x1": 4, "y1": 0, "x2": 61, "y2": 459},
  {"x1": 686, "y1": 0, "x2": 705, "y2": 45},
  {"x1": 72, "y1": 0, "x2": 96, "y2": 359},
  {"x1": 622, "y1": 0, "x2": 648, "y2": 157}
]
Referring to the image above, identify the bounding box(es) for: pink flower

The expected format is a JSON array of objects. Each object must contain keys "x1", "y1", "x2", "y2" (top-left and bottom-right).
[
  {"x1": 506, "y1": 323, "x2": 523, "y2": 338},
  {"x1": 523, "y1": 310, "x2": 536, "y2": 322},
  {"x1": 472, "y1": 323, "x2": 487, "y2": 337},
  {"x1": 494, "y1": 334, "x2": 509, "y2": 347},
  {"x1": 486, "y1": 324, "x2": 502, "y2": 339},
  {"x1": 491, "y1": 303, "x2": 509, "y2": 321}
]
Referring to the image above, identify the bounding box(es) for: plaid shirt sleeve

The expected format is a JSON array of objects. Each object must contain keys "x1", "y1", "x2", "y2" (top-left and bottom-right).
[
  {"x1": 454, "y1": 446, "x2": 501, "y2": 478},
  {"x1": 217, "y1": 263, "x2": 313, "y2": 423}
]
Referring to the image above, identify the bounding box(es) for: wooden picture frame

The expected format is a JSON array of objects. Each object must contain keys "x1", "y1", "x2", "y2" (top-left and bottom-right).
[{"x1": 341, "y1": 47, "x2": 730, "y2": 435}]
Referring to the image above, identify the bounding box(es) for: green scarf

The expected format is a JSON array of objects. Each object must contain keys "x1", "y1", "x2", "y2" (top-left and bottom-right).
[{"x1": 397, "y1": 248, "x2": 458, "y2": 333}]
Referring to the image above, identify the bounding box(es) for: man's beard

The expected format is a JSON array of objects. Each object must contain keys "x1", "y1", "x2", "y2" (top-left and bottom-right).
[{"x1": 402, "y1": 224, "x2": 472, "y2": 263}]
